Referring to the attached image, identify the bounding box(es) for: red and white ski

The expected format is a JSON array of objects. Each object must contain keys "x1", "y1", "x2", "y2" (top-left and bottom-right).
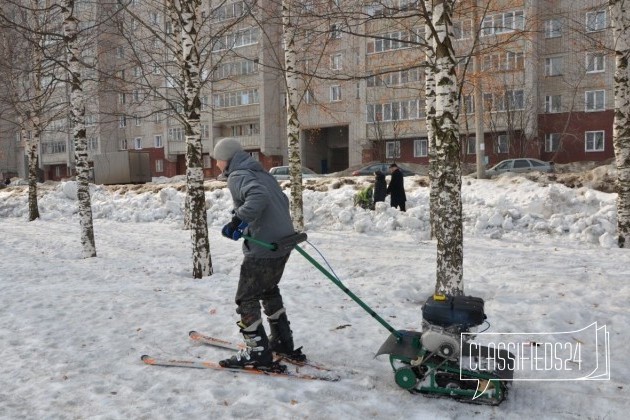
[{"x1": 140, "y1": 355, "x2": 339, "y2": 382}]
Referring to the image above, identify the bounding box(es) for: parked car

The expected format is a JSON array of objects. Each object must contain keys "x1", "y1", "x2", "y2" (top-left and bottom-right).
[
  {"x1": 486, "y1": 158, "x2": 554, "y2": 176},
  {"x1": 351, "y1": 162, "x2": 416, "y2": 177},
  {"x1": 269, "y1": 165, "x2": 319, "y2": 181}
]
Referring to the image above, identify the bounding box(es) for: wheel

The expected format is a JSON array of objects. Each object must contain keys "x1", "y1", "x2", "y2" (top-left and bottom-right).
[{"x1": 394, "y1": 366, "x2": 418, "y2": 390}]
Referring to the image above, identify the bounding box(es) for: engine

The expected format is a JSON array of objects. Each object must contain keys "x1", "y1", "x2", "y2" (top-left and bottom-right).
[{"x1": 420, "y1": 295, "x2": 486, "y2": 360}]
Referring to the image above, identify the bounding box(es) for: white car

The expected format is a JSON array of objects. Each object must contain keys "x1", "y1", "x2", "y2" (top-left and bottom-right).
[
  {"x1": 486, "y1": 158, "x2": 554, "y2": 176},
  {"x1": 268, "y1": 166, "x2": 319, "y2": 181}
]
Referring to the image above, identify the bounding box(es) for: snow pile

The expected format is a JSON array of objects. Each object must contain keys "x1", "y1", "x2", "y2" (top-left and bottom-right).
[{"x1": 0, "y1": 173, "x2": 618, "y2": 247}]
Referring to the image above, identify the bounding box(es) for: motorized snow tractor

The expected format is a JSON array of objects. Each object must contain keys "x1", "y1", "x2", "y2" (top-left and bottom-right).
[
  {"x1": 244, "y1": 233, "x2": 514, "y2": 405},
  {"x1": 376, "y1": 295, "x2": 513, "y2": 405}
]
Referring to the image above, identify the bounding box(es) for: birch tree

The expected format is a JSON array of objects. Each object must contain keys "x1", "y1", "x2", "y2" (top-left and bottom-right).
[
  {"x1": 0, "y1": 0, "x2": 61, "y2": 221},
  {"x1": 423, "y1": 0, "x2": 464, "y2": 295},
  {"x1": 61, "y1": 0, "x2": 96, "y2": 258},
  {"x1": 281, "y1": 0, "x2": 304, "y2": 231},
  {"x1": 167, "y1": 0, "x2": 212, "y2": 278},
  {"x1": 609, "y1": 0, "x2": 630, "y2": 248}
]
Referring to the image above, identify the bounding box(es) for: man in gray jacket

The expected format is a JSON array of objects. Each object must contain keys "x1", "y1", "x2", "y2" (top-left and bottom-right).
[{"x1": 213, "y1": 137, "x2": 303, "y2": 369}]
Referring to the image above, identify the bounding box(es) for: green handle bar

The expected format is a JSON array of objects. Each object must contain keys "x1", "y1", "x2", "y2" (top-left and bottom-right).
[{"x1": 242, "y1": 234, "x2": 403, "y2": 340}]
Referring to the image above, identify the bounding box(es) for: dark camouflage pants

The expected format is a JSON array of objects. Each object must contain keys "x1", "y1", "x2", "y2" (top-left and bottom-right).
[{"x1": 235, "y1": 254, "x2": 290, "y2": 327}]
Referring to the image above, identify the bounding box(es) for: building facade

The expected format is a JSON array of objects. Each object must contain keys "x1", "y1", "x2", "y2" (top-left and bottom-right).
[{"x1": 0, "y1": 0, "x2": 617, "y2": 182}]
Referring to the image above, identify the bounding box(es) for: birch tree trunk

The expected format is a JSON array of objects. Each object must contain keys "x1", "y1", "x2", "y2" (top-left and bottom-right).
[
  {"x1": 22, "y1": 123, "x2": 40, "y2": 221},
  {"x1": 425, "y1": 3, "x2": 437, "y2": 240},
  {"x1": 426, "y1": 0, "x2": 464, "y2": 295},
  {"x1": 173, "y1": 0, "x2": 212, "y2": 278},
  {"x1": 610, "y1": 0, "x2": 630, "y2": 248},
  {"x1": 62, "y1": 0, "x2": 96, "y2": 258},
  {"x1": 282, "y1": 0, "x2": 304, "y2": 231}
]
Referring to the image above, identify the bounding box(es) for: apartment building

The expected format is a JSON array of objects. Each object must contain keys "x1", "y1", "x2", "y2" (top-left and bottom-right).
[{"x1": 0, "y1": 0, "x2": 617, "y2": 182}]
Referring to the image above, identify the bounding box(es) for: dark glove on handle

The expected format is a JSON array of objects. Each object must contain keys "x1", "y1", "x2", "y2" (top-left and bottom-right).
[{"x1": 222, "y1": 216, "x2": 248, "y2": 240}]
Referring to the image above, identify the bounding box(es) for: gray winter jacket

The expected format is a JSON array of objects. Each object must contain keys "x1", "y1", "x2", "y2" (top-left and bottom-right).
[{"x1": 225, "y1": 151, "x2": 295, "y2": 258}]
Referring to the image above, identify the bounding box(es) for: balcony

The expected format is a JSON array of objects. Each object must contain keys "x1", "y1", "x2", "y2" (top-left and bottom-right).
[
  {"x1": 167, "y1": 135, "x2": 261, "y2": 156},
  {"x1": 40, "y1": 153, "x2": 69, "y2": 165}
]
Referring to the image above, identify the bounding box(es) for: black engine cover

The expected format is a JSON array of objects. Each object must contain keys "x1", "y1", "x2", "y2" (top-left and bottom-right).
[{"x1": 422, "y1": 295, "x2": 485, "y2": 329}]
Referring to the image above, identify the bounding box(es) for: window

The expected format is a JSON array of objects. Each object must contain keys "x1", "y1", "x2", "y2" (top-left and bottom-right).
[
  {"x1": 168, "y1": 127, "x2": 184, "y2": 142},
  {"x1": 386, "y1": 141, "x2": 400, "y2": 159},
  {"x1": 120, "y1": 138, "x2": 128, "y2": 150},
  {"x1": 119, "y1": 115, "x2": 127, "y2": 128},
  {"x1": 201, "y1": 124, "x2": 209, "y2": 139},
  {"x1": 154, "y1": 135, "x2": 163, "y2": 148},
  {"x1": 330, "y1": 23, "x2": 342, "y2": 39},
  {"x1": 305, "y1": 89, "x2": 314, "y2": 104},
  {"x1": 496, "y1": 134, "x2": 509, "y2": 153},
  {"x1": 513, "y1": 159, "x2": 530, "y2": 169},
  {"x1": 466, "y1": 137, "x2": 476, "y2": 155},
  {"x1": 545, "y1": 19, "x2": 562, "y2": 38},
  {"x1": 331, "y1": 53, "x2": 342, "y2": 70},
  {"x1": 414, "y1": 138, "x2": 428, "y2": 157},
  {"x1": 133, "y1": 89, "x2": 142, "y2": 102},
  {"x1": 155, "y1": 159, "x2": 164, "y2": 172},
  {"x1": 213, "y1": 89, "x2": 260, "y2": 108},
  {"x1": 545, "y1": 133, "x2": 561, "y2": 152},
  {"x1": 119, "y1": 93, "x2": 126, "y2": 104},
  {"x1": 149, "y1": 11, "x2": 160, "y2": 26},
  {"x1": 154, "y1": 113, "x2": 162, "y2": 124},
  {"x1": 211, "y1": 27, "x2": 260, "y2": 52},
  {"x1": 366, "y1": 31, "x2": 417, "y2": 54},
  {"x1": 586, "y1": 11, "x2": 606, "y2": 32},
  {"x1": 88, "y1": 137, "x2": 98, "y2": 151},
  {"x1": 461, "y1": 94, "x2": 474, "y2": 114},
  {"x1": 545, "y1": 56, "x2": 563, "y2": 76},
  {"x1": 200, "y1": 96, "x2": 208, "y2": 111},
  {"x1": 135, "y1": 115, "x2": 141, "y2": 126},
  {"x1": 483, "y1": 93, "x2": 494, "y2": 110},
  {"x1": 85, "y1": 114, "x2": 97, "y2": 127},
  {"x1": 505, "y1": 51, "x2": 524, "y2": 70},
  {"x1": 545, "y1": 95, "x2": 561, "y2": 113},
  {"x1": 453, "y1": 20, "x2": 472, "y2": 40},
  {"x1": 585, "y1": 90, "x2": 605, "y2": 111},
  {"x1": 506, "y1": 90, "x2": 524, "y2": 110},
  {"x1": 482, "y1": 53, "x2": 500, "y2": 71},
  {"x1": 116, "y1": 46, "x2": 124, "y2": 58},
  {"x1": 482, "y1": 10, "x2": 525, "y2": 36},
  {"x1": 586, "y1": 53, "x2": 605, "y2": 73},
  {"x1": 330, "y1": 85, "x2": 341, "y2": 102},
  {"x1": 585, "y1": 131, "x2": 604, "y2": 151},
  {"x1": 203, "y1": 155, "x2": 212, "y2": 168},
  {"x1": 134, "y1": 137, "x2": 142, "y2": 149}
]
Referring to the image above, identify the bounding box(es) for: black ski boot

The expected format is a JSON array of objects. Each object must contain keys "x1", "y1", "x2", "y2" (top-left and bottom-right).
[
  {"x1": 219, "y1": 319, "x2": 276, "y2": 369},
  {"x1": 268, "y1": 308, "x2": 306, "y2": 362}
]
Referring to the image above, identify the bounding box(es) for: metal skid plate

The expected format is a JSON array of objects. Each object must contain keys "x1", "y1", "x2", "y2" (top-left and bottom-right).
[{"x1": 375, "y1": 330, "x2": 423, "y2": 360}]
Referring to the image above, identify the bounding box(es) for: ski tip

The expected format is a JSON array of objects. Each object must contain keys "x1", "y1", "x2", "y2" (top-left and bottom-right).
[
  {"x1": 140, "y1": 355, "x2": 154, "y2": 364},
  {"x1": 189, "y1": 330, "x2": 198, "y2": 337}
]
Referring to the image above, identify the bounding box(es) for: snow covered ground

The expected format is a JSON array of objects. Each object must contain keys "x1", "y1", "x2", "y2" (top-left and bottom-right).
[{"x1": 0, "y1": 172, "x2": 628, "y2": 419}]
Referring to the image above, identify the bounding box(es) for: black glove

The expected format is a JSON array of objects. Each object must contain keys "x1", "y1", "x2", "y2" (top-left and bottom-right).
[{"x1": 222, "y1": 216, "x2": 248, "y2": 240}]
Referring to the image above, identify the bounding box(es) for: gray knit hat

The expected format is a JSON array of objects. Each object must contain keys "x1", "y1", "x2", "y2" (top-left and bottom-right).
[{"x1": 213, "y1": 137, "x2": 243, "y2": 161}]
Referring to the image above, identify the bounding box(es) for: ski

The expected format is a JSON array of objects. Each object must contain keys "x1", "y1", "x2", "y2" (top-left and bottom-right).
[
  {"x1": 188, "y1": 330, "x2": 332, "y2": 372},
  {"x1": 140, "y1": 355, "x2": 339, "y2": 382}
]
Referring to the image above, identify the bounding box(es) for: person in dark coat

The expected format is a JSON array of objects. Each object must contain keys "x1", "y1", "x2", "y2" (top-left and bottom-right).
[
  {"x1": 386, "y1": 163, "x2": 407, "y2": 211},
  {"x1": 213, "y1": 137, "x2": 303, "y2": 369},
  {"x1": 373, "y1": 170, "x2": 387, "y2": 208}
]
